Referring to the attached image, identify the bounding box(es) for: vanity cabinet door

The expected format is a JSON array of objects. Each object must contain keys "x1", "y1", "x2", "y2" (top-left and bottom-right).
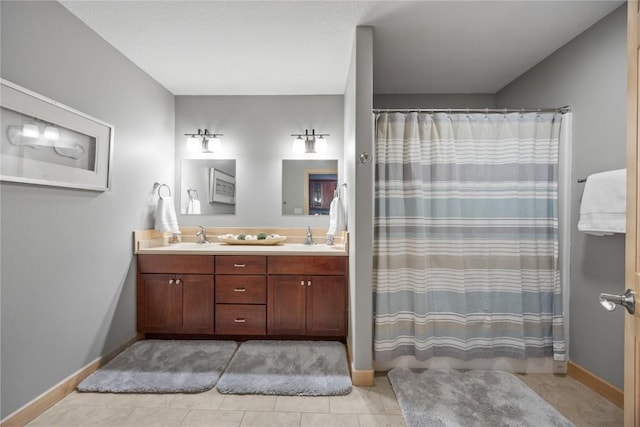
[
  {"x1": 179, "y1": 274, "x2": 214, "y2": 334},
  {"x1": 306, "y1": 275, "x2": 346, "y2": 336},
  {"x1": 138, "y1": 273, "x2": 214, "y2": 334},
  {"x1": 139, "y1": 274, "x2": 177, "y2": 332},
  {"x1": 267, "y1": 274, "x2": 346, "y2": 337},
  {"x1": 267, "y1": 275, "x2": 307, "y2": 335}
]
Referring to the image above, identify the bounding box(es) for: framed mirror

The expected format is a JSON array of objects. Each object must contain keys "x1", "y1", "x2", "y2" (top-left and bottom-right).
[
  {"x1": 181, "y1": 159, "x2": 236, "y2": 215},
  {"x1": 282, "y1": 159, "x2": 337, "y2": 215}
]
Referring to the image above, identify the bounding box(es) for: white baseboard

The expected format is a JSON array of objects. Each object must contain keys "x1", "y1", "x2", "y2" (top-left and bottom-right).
[{"x1": 1, "y1": 335, "x2": 139, "y2": 427}]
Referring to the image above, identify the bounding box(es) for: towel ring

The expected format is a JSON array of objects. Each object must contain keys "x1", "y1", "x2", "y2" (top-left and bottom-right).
[
  {"x1": 187, "y1": 188, "x2": 199, "y2": 200},
  {"x1": 158, "y1": 184, "x2": 172, "y2": 198}
]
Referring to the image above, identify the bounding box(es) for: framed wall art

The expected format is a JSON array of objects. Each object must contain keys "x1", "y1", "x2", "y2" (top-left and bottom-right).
[
  {"x1": 209, "y1": 168, "x2": 236, "y2": 204},
  {"x1": 1, "y1": 79, "x2": 114, "y2": 191}
]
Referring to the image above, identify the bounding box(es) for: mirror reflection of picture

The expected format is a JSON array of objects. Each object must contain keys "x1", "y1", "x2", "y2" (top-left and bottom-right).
[
  {"x1": 180, "y1": 159, "x2": 236, "y2": 215},
  {"x1": 210, "y1": 168, "x2": 236, "y2": 205}
]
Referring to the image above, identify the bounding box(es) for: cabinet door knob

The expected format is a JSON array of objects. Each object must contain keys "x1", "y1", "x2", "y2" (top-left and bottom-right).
[
  {"x1": 300, "y1": 281, "x2": 305, "y2": 286},
  {"x1": 233, "y1": 288, "x2": 247, "y2": 292},
  {"x1": 168, "y1": 279, "x2": 175, "y2": 285},
  {"x1": 307, "y1": 280, "x2": 312, "y2": 286},
  {"x1": 233, "y1": 264, "x2": 246, "y2": 268},
  {"x1": 175, "y1": 279, "x2": 182, "y2": 285},
  {"x1": 234, "y1": 318, "x2": 247, "y2": 323}
]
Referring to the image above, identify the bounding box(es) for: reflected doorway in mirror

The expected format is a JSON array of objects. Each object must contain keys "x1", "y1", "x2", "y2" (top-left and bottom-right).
[{"x1": 282, "y1": 159, "x2": 338, "y2": 216}]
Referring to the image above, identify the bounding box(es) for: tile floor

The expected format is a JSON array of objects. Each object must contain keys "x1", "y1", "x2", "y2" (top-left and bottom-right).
[
  {"x1": 517, "y1": 373, "x2": 623, "y2": 427},
  {"x1": 26, "y1": 373, "x2": 622, "y2": 427}
]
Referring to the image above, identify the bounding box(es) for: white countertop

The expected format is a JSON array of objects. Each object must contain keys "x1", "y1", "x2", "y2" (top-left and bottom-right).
[
  {"x1": 134, "y1": 228, "x2": 349, "y2": 256},
  {"x1": 136, "y1": 241, "x2": 347, "y2": 256}
]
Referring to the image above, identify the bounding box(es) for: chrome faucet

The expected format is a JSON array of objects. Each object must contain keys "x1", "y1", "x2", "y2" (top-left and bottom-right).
[
  {"x1": 196, "y1": 225, "x2": 209, "y2": 244},
  {"x1": 304, "y1": 226, "x2": 317, "y2": 245}
]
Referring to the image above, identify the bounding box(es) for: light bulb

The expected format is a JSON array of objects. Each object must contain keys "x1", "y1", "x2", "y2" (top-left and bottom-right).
[
  {"x1": 44, "y1": 126, "x2": 60, "y2": 140},
  {"x1": 22, "y1": 124, "x2": 40, "y2": 138},
  {"x1": 292, "y1": 136, "x2": 305, "y2": 153},
  {"x1": 315, "y1": 136, "x2": 327, "y2": 154},
  {"x1": 205, "y1": 136, "x2": 221, "y2": 153},
  {"x1": 186, "y1": 136, "x2": 201, "y2": 152}
]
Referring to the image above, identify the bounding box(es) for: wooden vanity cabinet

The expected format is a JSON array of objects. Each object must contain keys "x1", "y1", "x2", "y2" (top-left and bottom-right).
[
  {"x1": 137, "y1": 253, "x2": 347, "y2": 339},
  {"x1": 267, "y1": 256, "x2": 347, "y2": 337},
  {"x1": 137, "y1": 255, "x2": 214, "y2": 334},
  {"x1": 214, "y1": 256, "x2": 267, "y2": 335}
]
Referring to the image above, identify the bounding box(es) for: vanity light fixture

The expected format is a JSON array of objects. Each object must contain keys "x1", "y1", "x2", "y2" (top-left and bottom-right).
[
  {"x1": 43, "y1": 126, "x2": 60, "y2": 141},
  {"x1": 184, "y1": 129, "x2": 223, "y2": 153},
  {"x1": 22, "y1": 124, "x2": 40, "y2": 138},
  {"x1": 291, "y1": 129, "x2": 329, "y2": 154},
  {"x1": 18, "y1": 124, "x2": 61, "y2": 141}
]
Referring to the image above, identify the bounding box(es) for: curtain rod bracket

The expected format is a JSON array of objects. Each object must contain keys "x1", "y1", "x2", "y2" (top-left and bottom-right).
[{"x1": 359, "y1": 152, "x2": 373, "y2": 164}]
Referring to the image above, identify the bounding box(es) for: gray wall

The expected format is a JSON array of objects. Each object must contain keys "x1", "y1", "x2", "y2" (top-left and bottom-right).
[
  {"x1": 344, "y1": 26, "x2": 375, "y2": 372},
  {"x1": 0, "y1": 1, "x2": 175, "y2": 419},
  {"x1": 175, "y1": 95, "x2": 344, "y2": 228},
  {"x1": 497, "y1": 5, "x2": 627, "y2": 389},
  {"x1": 374, "y1": 94, "x2": 497, "y2": 109}
]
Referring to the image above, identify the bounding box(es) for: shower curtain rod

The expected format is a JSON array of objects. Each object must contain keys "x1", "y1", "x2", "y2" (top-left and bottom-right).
[{"x1": 372, "y1": 106, "x2": 572, "y2": 114}]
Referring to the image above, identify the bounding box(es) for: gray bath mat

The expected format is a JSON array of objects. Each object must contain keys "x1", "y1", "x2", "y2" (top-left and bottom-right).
[
  {"x1": 216, "y1": 340, "x2": 352, "y2": 396},
  {"x1": 78, "y1": 340, "x2": 237, "y2": 393},
  {"x1": 388, "y1": 368, "x2": 574, "y2": 427}
]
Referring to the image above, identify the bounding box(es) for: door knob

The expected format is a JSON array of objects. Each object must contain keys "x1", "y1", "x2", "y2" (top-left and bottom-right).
[{"x1": 599, "y1": 289, "x2": 635, "y2": 314}]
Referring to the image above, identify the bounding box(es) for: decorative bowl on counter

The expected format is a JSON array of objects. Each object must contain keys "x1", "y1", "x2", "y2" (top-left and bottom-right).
[{"x1": 218, "y1": 234, "x2": 287, "y2": 245}]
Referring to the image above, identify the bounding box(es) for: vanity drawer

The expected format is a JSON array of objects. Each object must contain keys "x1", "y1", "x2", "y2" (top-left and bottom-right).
[
  {"x1": 216, "y1": 256, "x2": 266, "y2": 275},
  {"x1": 268, "y1": 256, "x2": 346, "y2": 275},
  {"x1": 138, "y1": 255, "x2": 215, "y2": 274},
  {"x1": 215, "y1": 304, "x2": 266, "y2": 335},
  {"x1": 216, "y1": 276, "x2": 266, "y2": 304}
]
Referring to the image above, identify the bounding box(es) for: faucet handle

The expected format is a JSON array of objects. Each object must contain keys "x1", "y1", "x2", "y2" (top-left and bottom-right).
[
  {"x1": 304, "y1": 226, "x2": 316, "y2": 245},
  {"x1": 196, "y1": 225, "x2": 209, "y2": 244}
]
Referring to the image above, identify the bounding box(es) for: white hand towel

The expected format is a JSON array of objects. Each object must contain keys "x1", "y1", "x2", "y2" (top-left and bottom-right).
[
  {"x1": 578, "y1": 168, "x2": 626, "y2": 236},
  {"x1": 186, "y1": 199, "x2": 201, "y2": 215},
  {"x1": 155, "y1": 195, "x2": 180, "y2": 234},
  {"x1": 328, "y1": 194, "x2": 346, "y2": 236}
]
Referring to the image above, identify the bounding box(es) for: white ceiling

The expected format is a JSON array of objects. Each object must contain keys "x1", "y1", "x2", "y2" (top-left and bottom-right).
[{"x1": 60, "y1": 0, "x2": 623, "y2": 96}]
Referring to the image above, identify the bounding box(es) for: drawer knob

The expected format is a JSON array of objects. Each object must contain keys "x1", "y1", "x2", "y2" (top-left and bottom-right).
[
  {"x1": 233, "y1": 288, "x2": 247, "y2": 292},
  {"x1": 307, "y1": 280, "x2": 312, "y2": 287},
  {"x1": 233, "y1": 264, "x2": 246, "y2": 268},
  {"x1": 300, "y1": 281, "x2": 305, "y2": 286},
  {"x1": 169, "y1": 279, "x2": 175, "y2": 285},
  {"x1": 175, "y1": 279, "x2": 182, "y2": 285},
  {"x1": 234, "y1": 318, "x2": 247, "y2": 323}
]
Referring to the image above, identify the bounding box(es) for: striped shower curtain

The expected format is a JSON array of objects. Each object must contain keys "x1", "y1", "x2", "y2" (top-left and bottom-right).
[{"x1": 373, "y1": 111, "x2": 566, "y2": 362}]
